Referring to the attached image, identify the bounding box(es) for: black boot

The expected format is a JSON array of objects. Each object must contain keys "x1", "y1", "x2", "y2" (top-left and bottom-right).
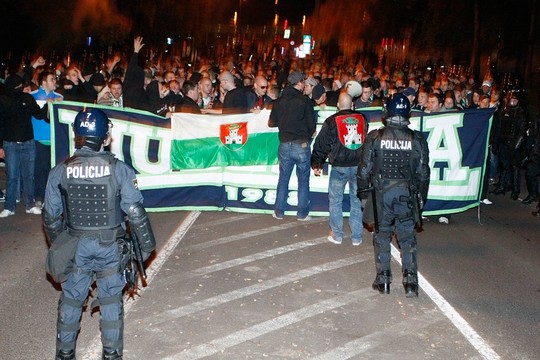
[
  {"x1": 372, "y1": 270, "x2": 392, "y2": 294},
  {"x1": 402, "y1": 269, "x2": 419, "y2": 298},
  {"x1": 56, "y1": 349, "x2": 75, "y2": 360},
  {"x1": 102, "y1": 349, "x2": 122, "y2": 360}
]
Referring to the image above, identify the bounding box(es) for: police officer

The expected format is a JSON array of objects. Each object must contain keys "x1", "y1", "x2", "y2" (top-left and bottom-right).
[
  {"x1": 357, "y1": 93, "x2": 430, "y2": 297},
  {"x1": 42, "y1": 108, "x2": 156, "y2": 360},
  {"x1": 492, "y1": 91, "x2": 529, "y2": 199}
]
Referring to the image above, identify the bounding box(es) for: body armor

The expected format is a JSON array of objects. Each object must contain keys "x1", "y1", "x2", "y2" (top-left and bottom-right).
[
  {"x1": 60, "y1": 153, "x2": 123, "y2": 231},
  {"x1": 499, "y1": 106, "x2": 527, "y2": 146},
  {"x1": 375, "y1": 126, "x2": 415, "y2": 181}
]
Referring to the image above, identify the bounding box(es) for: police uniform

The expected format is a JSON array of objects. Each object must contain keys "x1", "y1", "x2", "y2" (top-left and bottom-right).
[
  {"x1": 493, "y1": 94, "x2": 529, "y2": 199},
  {"x1": 357, "y1": 94, "x2": 430, "y2": 297},
  {"x1": 43, "y1": 109, "x2": 155, "y2": 360}
]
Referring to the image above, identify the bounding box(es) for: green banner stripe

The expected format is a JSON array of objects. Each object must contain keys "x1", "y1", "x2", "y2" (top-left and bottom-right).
[{"x1": 171, "y1": 132, "x2": 280, "y2": 170}]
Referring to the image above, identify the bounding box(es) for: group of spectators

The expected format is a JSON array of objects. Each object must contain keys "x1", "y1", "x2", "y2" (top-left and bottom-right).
[{"x1": 0, "y1": 36, "x2": 539, "y2": 218}]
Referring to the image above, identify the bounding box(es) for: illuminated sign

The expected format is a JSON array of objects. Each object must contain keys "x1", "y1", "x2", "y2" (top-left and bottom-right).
[
  {"x1": 284, "y1": 29, "x2": 291, "y2": 39},
  {"x1": 303, "y1": 34, "x2": 312, "y2": 55}
]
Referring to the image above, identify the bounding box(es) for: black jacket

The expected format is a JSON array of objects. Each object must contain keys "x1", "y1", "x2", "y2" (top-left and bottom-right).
[
  {"x1": 268, "y1": 86, "x2": 316, "y2": 143},
  {"x1": 0, "y1": 91, "x2": 48, "y2": 144},
  {"x1": 123, "y1": 52, "x2": 148, "y2": 110},
  {"x1": 178, "y1": 96, "x2": 201, "y2": 114},
  {"x1": 311, "y1": 109, "x2": 368, "y2": 168},
  {"x1": 222, "y1": 87, "x2": 248, "y2": 114}
]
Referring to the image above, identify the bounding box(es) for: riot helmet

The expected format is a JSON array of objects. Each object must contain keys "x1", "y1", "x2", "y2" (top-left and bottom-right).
[
  {"x1": 384, "y1": 93, "x2": 411, "y2": 126},
  {"x1": 73, "y1": 108, "x2": 112, "y2": 150}
]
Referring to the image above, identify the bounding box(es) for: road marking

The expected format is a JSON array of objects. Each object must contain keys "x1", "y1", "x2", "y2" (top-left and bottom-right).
[
  {"x1": 158, "y1": 237, "x2": 329, "y2": 285},
  {"x1": 148, "y1": 254, "x2": 370, "y2": 325},
  {"x1": 161, "y1": 288, "x2": 375, "y2": 360},
  {"x1": 312, "y1": 309, "x2": 443, "y2": 360},
  {"x1": 185, "y1": 217, "x2": 327, "y2": 252},
  {"x1": 391, "y1": 244, "x2": 500, "y2": 360},
  {"x1": 81, "y1": 211, "x2": 201, "y2": 360}
]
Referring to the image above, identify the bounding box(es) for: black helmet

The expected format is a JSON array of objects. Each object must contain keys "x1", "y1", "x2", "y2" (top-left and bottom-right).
[
  {"x1": 73, "y1": 108, "x2": 110, "y2": 138},
  {"x1": 385, "y1": 93, "x2": 411, "y2": 118}
]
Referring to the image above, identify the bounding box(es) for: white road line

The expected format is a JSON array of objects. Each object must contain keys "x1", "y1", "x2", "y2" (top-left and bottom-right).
[
  {"x1": 159, "y1": 237, "x2": 328, "y2": 285},
  {"x1": 161, "y1": 288, "x2": 375, "y2": 360},
  {"x1": 390, "y1": 244, "x2": 500, "y2": 360},
  {"x1": 148, "y1": 254, "x2": 370, "y2": 325},
  {"x1": 185, "y1": 217, "x2": 327, "y2": 252},
  {"x1": 312, "y1": 309, "x2": 443, "y2": 360},
  {"x1": 81, "y1": 211, "x2": 201, "y2": 360}
]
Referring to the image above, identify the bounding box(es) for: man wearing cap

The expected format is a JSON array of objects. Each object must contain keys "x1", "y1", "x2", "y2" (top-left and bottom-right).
[
  {"x1": 268, "y1": 71, "x2": 316, "y2": 221},
  {"x1": 401, "y1": 87, "x2": 417, "y2": 108},
  {"x1": 312, "y1": 84, "x2": 327, "y2": 108},
  {"x1": 481, "y1": 80, "x2": 492, "y2": 97}
]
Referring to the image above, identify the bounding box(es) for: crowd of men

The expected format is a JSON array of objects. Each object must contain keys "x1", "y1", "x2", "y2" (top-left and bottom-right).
[
  {"x1": 0, "y1": 36, "x2": 539, "y2": 219},
  {"x1": 1, "y1": 36, "x2": 539, "y2": 358}
]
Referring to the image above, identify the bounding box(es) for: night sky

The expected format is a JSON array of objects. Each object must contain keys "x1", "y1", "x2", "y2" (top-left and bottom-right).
[
  {"x1": 0, "y1": 0, "x2": 316, "y2": 56},
  {"x1": 1, "y1": 0, "x2": 538, "y2": 91}
]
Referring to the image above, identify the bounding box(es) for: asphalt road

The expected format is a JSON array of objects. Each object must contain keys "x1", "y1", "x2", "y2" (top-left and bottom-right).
[{"x1": 0, "y1": 186, "x2": 539, "y2": 359}]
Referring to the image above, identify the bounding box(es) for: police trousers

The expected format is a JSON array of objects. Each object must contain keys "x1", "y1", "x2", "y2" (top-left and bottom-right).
[
  {"x1": 57, "y1": 235, "x2": 125, "y2": 353},
  {"x1": 373, "y1": 185, "x2": 417, "y2": 273}
]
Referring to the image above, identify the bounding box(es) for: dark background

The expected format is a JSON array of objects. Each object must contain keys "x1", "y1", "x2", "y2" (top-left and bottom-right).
[{"x1": 1, "y1": 0, "x2": 538, "y2": 102}]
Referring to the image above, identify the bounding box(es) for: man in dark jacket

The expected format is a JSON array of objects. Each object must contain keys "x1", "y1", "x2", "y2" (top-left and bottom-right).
[
  {"x1": 268, "y1": 71, "x2": 316, "y2": 221},
  {"x1": 312, "y1": 93, "x2": 368, "y2": 245},
  {"x1": 0, "y1": 74, "x2": 49, "y2": 217},
  {"x1": 220, "y1": 71, "x2": 248, "y2": 114},
  {"x1": 177, "y1": 80, "x2": 201, "y2": 114}
]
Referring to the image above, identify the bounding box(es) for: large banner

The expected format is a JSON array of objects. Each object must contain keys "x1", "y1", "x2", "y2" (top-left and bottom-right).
[{"x1": 51, "y1": 102, "x2": 493, "y2": 216}]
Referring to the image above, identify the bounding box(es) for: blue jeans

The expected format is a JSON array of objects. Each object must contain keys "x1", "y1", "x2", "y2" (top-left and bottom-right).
[
  {"x1": 329, "y1": 166, "x2": 363, "y2": 242},
  {"x1": 3, "y1": 140, "x2": 36, "y2": 211},
  {"x1": 275, "y1": 142, "x2": 311, "y2": 218}
]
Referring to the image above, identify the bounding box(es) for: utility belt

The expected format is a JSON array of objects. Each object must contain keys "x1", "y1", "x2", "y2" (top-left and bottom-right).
[
  {"x1": 378, "y1": 178, "x2": 410, "y2": 190},
  {"x1": 66, "y1": 225, "x2": 125, "y2": 245}
]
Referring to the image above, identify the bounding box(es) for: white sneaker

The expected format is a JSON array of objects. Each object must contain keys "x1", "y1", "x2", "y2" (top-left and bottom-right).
[
  {"x1": 0, "y1": 209, "x2": 15, "y2": 218},
  {"x1": 438, "y1": 216, "x2": 449, "y2": 224},
  {"x1": 327, "y1": 235, "x2": 342, "y2": 244},
  {"x1": 297, "y1": 215, "x2": 312, "y2": 222},
  {"x1": 25, "y1": 206, "x2": 42, "y2": 215},
  {"x1": 272, "y1": 212, "x2": 284, "y2": 220},
  {"x1": 481, "y1": 198, "x2": 492, "y2": 205}
]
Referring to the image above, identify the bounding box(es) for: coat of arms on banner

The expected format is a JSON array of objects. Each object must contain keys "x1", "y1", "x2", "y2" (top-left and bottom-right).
[
  {"x1": 335, "y1": 114, "x2": 366, "y2": 150},
  {"x1": 220, "y1": 122, "x2": 248, "y2": 150}
]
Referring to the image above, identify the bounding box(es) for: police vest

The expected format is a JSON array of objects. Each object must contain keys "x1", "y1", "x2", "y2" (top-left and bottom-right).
[
  {"x1": 60, "y1": 153, "x2": 123, "y2": 231},
  {"x1": 375, "y1": 127, "x2": 414, "y2": 180}
]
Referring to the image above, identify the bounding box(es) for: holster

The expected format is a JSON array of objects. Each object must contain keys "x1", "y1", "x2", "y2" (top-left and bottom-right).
[{"x1": 45, "y1": 231, "x2": 80, "y2": 283}]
